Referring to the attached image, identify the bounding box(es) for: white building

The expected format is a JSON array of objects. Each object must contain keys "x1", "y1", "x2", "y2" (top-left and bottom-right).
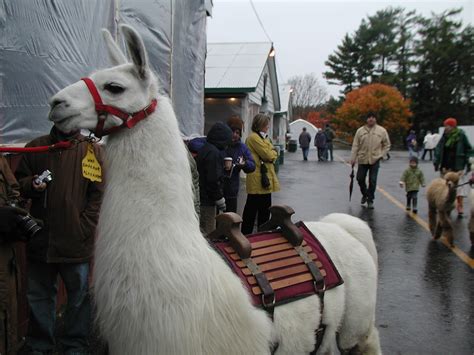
[{"x1": 205, "y1": 42, "x2": 281, "y2": 143}]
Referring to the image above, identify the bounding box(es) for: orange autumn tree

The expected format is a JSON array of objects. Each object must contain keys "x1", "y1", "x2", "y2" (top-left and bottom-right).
[
  {"x1": 335, "y1": 83, "x2": 412, "y2": 144},
  {"x1": 306, "y1": 111, "x2": 329, "y2": 128}
]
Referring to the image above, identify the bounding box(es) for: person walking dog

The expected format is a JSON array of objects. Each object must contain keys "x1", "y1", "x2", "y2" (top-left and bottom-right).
[{"x1": 434, "y1": 117, "x2": 472, "y2": 217}]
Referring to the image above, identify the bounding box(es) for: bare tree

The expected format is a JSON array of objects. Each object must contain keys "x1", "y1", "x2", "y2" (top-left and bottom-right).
[{"x1": 287, "y1": 73, "x2": 328, "y2": 119}]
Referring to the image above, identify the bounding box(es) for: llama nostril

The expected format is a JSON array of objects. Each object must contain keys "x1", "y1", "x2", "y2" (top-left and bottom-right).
[{"x1": 50, "y1": 99, "x2": 67, "y2": 109}]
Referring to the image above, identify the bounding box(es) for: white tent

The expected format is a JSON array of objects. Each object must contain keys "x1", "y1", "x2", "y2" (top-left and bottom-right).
[
  {"x1": 1, "y1": 0, "x2": 211, "y2": 144},
  {"x1": 289, "y1": 119, "x2": 319, "y2": 149}
]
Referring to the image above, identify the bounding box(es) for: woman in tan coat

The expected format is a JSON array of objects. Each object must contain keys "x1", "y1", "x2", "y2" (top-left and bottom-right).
[{"x1": 241, "y1": 114, "x2": 280, "y2": 234}]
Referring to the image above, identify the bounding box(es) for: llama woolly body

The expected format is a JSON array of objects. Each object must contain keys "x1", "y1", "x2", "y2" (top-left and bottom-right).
[
  {"x1": 47, "y1": 25, "x2": 381, "y2": 354},
  {"x1": 426, "y1": 172, "x2": 461, "y2": 245}
]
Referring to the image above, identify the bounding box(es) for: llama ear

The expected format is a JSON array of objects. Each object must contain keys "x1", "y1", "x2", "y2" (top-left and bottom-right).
[
  {"x1": 120, "y1": 25, "x2": 149, "y2": 79},
  {"x1": 102, "y1": 29, "x2": 127, "y2": 66}
]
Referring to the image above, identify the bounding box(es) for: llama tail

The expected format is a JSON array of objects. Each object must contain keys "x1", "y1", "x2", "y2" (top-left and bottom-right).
[{"x1": 320, "y1": 213, "x2": 378, "y2": 266}]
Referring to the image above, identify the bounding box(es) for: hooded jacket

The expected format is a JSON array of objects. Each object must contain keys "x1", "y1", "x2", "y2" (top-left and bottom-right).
[{"x1": 196, "y1": 122, "x2": 232, "y2": 206}]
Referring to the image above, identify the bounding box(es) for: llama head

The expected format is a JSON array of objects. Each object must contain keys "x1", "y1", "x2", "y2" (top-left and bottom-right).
[
  {"x1": 48, "y1": 25, "x2": 157, "y2": 135},
  {"x1": 444, "y1": 171, "x2": 462, "y2": 188}
]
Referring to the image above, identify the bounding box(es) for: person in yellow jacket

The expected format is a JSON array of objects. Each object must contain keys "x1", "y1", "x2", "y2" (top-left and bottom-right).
[
  {"x1": 241, "y1": 114, "x2": 280, "y2": 234},
  {"x1": 350, "y1": 112, "x2": 391, "y2": 209}
]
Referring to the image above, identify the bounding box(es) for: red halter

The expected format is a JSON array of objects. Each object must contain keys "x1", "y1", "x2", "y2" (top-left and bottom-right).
[{"x1": 81, "y1": 77, "x2": 157, "y2": 137}]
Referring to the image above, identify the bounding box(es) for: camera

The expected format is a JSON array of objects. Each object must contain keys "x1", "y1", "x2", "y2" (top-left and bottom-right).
[
  {"x1": 8, "y1": 202, "x2": 42, "y2": 241},
  {"x1": 34, "y1": 170, "x2": 53, "y2": 185}
]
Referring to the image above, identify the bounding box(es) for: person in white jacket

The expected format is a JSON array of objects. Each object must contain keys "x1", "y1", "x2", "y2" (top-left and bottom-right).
[{"x1": 422, "y1": 131, "x2": 440, "y2": 161}]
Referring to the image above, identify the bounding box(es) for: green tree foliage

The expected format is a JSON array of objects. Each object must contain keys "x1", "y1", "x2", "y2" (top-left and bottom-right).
[
  {"x1": 412, "y1": 9, "x2": 472, "y2": 127},
  {"x1": 324, "y1": 7, "x2": 472, "y2": 129},
  {"x1": 324, "y1": 34, "x2": 359, "y2": 93}
]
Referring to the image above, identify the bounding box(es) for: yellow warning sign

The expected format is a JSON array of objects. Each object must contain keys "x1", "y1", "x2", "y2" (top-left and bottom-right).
[{"x1": 82, "y1": 143, "x2": 102, "y2": 182}]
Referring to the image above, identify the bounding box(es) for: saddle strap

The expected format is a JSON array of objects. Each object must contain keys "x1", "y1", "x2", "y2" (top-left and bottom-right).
[{"x1": 243, "y1": 258, "x2": 275, "y2": 313}]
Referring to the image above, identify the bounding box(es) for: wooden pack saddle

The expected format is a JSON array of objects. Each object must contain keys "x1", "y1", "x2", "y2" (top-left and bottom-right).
[{"x1": 209, "y1": 205, "x2": 343, "y2": 309}]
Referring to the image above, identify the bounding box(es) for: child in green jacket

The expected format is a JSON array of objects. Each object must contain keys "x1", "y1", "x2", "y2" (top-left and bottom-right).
[{"x1": 399, "y1": 157, "x2": 425, "y2": 213}]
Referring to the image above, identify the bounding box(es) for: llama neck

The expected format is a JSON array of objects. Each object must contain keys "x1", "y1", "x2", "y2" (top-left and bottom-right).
[
  {"x1": 102, "y1": 97, "x2": 198, "y2": 236},
  {"x1": 446, "y1": 186, "x2": 457, "y2": 206}
]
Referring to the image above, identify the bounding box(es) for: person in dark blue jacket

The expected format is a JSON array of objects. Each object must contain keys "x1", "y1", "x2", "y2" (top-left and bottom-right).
[
  {"x1": 223, "y1": 116, "x2": 256, "y2": 213},
  {"x1": 195, "y1": 122, "x2": 233, "y2": 234}
]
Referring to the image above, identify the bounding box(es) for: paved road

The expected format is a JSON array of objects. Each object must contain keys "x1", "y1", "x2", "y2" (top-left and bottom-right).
[{"x1": 238, "y1": 149, "x2": 473, "y2": 354}]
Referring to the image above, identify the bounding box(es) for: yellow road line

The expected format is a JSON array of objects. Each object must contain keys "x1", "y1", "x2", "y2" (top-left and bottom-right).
[{"x1": 336, "y1": 155, "x2": 474, "y2": 269}]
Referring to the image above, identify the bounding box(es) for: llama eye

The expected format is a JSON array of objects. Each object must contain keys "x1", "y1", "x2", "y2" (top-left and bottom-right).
[{"x1": 104, "y1": 83, "x2": 125, "y2": 94}]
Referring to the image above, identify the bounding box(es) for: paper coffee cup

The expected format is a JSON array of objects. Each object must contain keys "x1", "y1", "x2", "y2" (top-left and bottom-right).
[{"x1": 224, "y1": 157, "x2": 233, "y2": 170}]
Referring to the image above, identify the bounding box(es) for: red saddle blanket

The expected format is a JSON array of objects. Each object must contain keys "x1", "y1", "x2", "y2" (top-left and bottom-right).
[{"x1": 213, "y1": 222, "x2": 344, "y2": 307}]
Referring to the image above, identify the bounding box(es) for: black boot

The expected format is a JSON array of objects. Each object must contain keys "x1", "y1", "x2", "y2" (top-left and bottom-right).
[{"x1": 412, "y1": 197, "x2": 418, "y2": 213}]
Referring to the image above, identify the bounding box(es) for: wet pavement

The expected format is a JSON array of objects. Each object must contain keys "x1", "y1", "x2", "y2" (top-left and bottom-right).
[{"x1": 237, "y1": 149, "x2": 473, "y2": 354}]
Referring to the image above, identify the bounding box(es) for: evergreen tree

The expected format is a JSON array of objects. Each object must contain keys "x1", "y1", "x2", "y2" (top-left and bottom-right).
[
  {"x1": 393, "y1": 9, "x2": 417, "y2": 98},
  {"x1": 324, "y1": 34, "x2": 359, "y2": 93},
  {"x1": 411, "y1": 9, "x2": 465, "y2": 128}
]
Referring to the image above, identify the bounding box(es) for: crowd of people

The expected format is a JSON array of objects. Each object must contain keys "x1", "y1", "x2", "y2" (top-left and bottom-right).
[
  {"x1": 188, "y1": 113, "x2": 280, "y2": 236},
  {"x1": 298, "y1": 124, "x2": 336, "y2": 162},
  {"x1": 403, "y1": 118, "x2": 472, "y2": 217}
]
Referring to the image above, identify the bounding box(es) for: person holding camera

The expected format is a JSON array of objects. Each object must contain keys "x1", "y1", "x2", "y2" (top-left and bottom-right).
[
  {"x1": 196, "y1": 122, "x2": 233, "y2": 235},
  {"x1": 15, "y1": 126, "x2": 105, "y2": 354},
  {"x1": 241, "y1": 114, "x2": 280, "y2": 234}
]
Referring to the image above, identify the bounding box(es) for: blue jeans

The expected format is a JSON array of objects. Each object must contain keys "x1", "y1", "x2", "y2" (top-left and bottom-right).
[
  {"x1": 317, "y1": 147, "x2": 327, "y2": 161},
  {"x1": 26, "y1": 260, "x2": 91, "y2": 353},
  {"x1": 408, "y1": 146, "x2": 418, "y2": 159},
  {"x1": 302, "y1": 147, "x2": 309, "y2": 160},
  {"x1": 326, "y1": 142, "x2": 333, "y2": 161},
  {"x1": 356, "y1": 160, "x2": 380, "y2": 202}
]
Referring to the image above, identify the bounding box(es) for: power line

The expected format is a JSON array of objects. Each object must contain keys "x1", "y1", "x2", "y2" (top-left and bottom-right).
[{"x1": 249, "y1": 0, "x2": 272, "y2": 43}]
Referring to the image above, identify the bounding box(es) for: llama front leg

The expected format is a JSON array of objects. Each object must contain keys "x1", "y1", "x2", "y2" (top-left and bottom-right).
[
  {"x1": 438, "y1": 211, "x2": 454, "y2": 246},
  {"x1": 428, "y1": 207, "x2": 438, "y2": 237}
]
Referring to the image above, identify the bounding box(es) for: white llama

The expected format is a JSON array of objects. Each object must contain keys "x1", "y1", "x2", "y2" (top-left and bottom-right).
[{"x1": 48, "y1": 25, "x2": 381, "y2": 354}]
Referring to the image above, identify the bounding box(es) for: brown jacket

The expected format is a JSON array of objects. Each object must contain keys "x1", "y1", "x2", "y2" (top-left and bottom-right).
[
  {"x1": 16, "y1": 128, "x2": 105, "y2": 263},
  {"x1": 0, "y1": 155, "x2": 20, "y2": 354},
  {"x1": 0, "y1": 156, "x2": 20, "y2": 206}
]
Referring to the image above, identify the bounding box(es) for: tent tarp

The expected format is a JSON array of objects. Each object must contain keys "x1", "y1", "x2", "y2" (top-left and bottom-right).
[{"x1": 0, "y1": 0, "x2": 207, "y2": 144}]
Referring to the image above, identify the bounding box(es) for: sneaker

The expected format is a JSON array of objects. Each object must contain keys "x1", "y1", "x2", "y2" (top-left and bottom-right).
[
  {"x1": 361, "y1": 196, "x2": 367, "y2": 205},
  {"x1": 406, "y1": 206, "x2": 411, "y2": 211},
  {"x1": 413, "y1": 209, "x2": 418, "y2": 214},
  {"x1": 367, "y1": 201, "x2": 374, "y2": 209}
]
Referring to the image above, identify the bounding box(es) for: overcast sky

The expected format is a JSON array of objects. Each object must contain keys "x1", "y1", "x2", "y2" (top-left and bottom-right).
[{"x1": 207, "y1": 0, "x2": 473, "y2": 97}]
